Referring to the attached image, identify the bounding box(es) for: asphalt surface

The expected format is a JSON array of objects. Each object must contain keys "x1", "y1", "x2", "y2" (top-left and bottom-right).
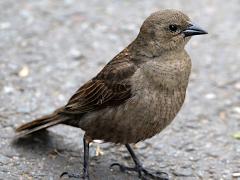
[{"x1": 0, "y1": 0, "x2": 239, "y2": 179}]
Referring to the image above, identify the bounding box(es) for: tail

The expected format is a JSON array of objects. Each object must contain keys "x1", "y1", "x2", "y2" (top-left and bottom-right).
[{"x1": 15, "y1": 109, "x2": 68, "y2": 138}]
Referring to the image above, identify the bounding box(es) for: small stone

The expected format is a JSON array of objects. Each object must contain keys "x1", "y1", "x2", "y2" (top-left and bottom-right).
[
  {"x1": 196, "y1": 170, "x2": 205, "y2": 178},
  {"x1": 189, "y1": 156, "x2": 200, "y2": 161},
  {"x1": 3, "y1": 86, "x2": 14, "y2": 94},
  {"x1": 20, "y1": 10, "x2": 34, "y2": 25},
  {"x1": 12, "y1": 156, "x2": 19, "y2": 160},
  {"x1": 108, "y1": 34, "x2": 118, "y2": 41},
  {"x1": 58, "y1": 94, "x2": 65, "y2": 101},
  {"x1": 0, "y1": 154, "x2": 10, "y2": 165},
  {"x1": 219, "y1": 111, "x2": 226, "y2": 120},
  {"x1": 0, "y1": 22, "x2": 11, "y2": 29},
  {"x1": 173, "y1": 167, "x2": 193, "y2": 177},
  {"x1": 64, "y1": 0, "x2": 75, "y2": 5},
  {"x1": 134, "y1": 142, "x2": 148, "y2": 150},
  {"x1": 232, "y1": 172, "x2": 240, "y2": 177},
  {"x1": 69, "y1": 48, "x2": 84, "y2": 60},
  {"x1": 18, "y1": 65, "x2": 29, "y2": 77},
  {"x1": 185, "y1": 146, "x2": 195, "y2": 152},
  {"x1": 232, "y1": 132, "x2": 240, "y2": 140},
  {"x1": 233, "y1": 107, "x2": 240, "y2": 114},
  {"x1": 234, "y1": 82, "x2": 240, "y2": 90},
  {"x1": 17, "y1": 106, "x2": 31, "y2": 113},
  {"x1": 20, "y1": 41, "x2": 28, "y2": 47},
  {"x1": 0, "y1": 127, "x2": 14, "y2": 138},
  {"x1": 205, "y1": 93, "x2": 216, "y2": 100},
  {"x1": 205, "y1": 55, "x2": 213, "y2": 66}
]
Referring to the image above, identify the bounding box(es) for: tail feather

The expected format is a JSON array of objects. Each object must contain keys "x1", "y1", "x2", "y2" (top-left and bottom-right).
[{"x1": 15, "y1": 112, "x2": 68, "y2": 138}]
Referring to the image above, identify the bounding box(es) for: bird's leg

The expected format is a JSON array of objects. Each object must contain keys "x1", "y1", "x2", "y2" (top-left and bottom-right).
[
  {"x1": 82, "y1": 135, "x2": 90, "y2": 178},
  {"x1": 110, "y1": 144, "x2": 168, "y2": 180},
  {"x1": 60, "y1": 135, "x2": 90, "y2": 179}
]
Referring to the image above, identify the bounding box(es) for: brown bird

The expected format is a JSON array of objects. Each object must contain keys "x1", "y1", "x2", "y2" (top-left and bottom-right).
[{"x1": 16, "y1": 9, "x2": 207, "y2": 180}]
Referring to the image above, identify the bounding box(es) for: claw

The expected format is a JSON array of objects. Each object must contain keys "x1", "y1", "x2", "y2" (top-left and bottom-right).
[
  {"x1": 60, "y1": 172, "x2": 88, "y2": 179},
  {"x1": 156, "y1": 171, "x2": 169, "y2": 176},
  {"x1": 145, "y1": 170, "x2": 169, "y2": 180},
  {"x1": 110, "y1": 163, "x2": 136, "y2": 172},
  {"x1": 110, "y1": 163, "x2": 125, "y2": 172},
  {"x1": 60, "y1": 172, "x2": 68, "y2": 178},
  {"x1": 110, "y1": 163, "x2": 121, "y2": 169},
  {"x1": 110, "y1": 163, "x2": 168, "y2": 180}
]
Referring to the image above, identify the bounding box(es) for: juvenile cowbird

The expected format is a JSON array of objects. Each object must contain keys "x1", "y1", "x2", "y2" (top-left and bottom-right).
[{"x1": 16, "y1": 9, "x2": 207, "y2": 179}]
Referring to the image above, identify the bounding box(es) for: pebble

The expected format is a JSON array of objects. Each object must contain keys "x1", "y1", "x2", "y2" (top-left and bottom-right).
[
  {"x1": 17, "y1": 106, "x2": 32, "y2": 113},
  {"x1": 0, "y1": 127, "x2": 14, "y2": 138},
  {"x1": 69, "y1": 48, "x2": 84, "y2": 60},
  {"x1": 234, "y1": 82, "x2": 240, "y2": 90},
  {"x1": 232, "y1": 172, "x2": 240, "y2": 178},
  {"x1": 3, "y1": 86, "x2": 14, "y2": 94},
  {"x1": 233, "y1": 107, "x2": 240, "y2": 114},
  {"x1": 0, "y1": 22, "x2": 11, "y2": 30},
  {"x1": 173, "y1": 167, "x2": 193, "y2": 177},
  {"x1": 0, "y1": 154, "x2": 10, "y2": 165},
  {"x1": 189, "y1": 156, "x2": 200, "y2": 162},
  {"x1": 205, "y1": 93, "x2": 216, "y2": 100},
  {"x1": 18, "y1": 65, "x2": 30, "y2": 77},
  {"x1": 64, "y1": 0, "x2": 75, "y2": 5},
  {"x1": 232, "y1": 132, "x2": 240, "y2": 140}
]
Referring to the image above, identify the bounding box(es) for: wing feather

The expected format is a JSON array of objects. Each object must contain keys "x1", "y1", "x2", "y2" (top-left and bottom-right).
[{"x1": 62, "y1": 48, "x2": 141, "y2": 115}]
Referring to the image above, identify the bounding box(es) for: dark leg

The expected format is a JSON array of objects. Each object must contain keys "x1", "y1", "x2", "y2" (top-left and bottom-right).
[
  {"x1": 110, "y1": 144, "x2": 168, "y2": 180},
  {"x1": 60, "y1": 135, "x2": 90, "y2": 179},
  {"x1": 83, "y1": 136, "x2": 90, "y2": 178},
  {"x1": 126, "y1": 144, "x2": 143, "y2": 177}
]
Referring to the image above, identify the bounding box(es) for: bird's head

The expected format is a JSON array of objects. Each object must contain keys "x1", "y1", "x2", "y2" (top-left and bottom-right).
[{"x1": 137, "y1": 9, "x2": 207, "y2": 56}]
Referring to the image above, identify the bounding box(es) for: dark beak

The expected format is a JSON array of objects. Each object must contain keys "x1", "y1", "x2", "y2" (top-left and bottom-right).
[{"x1": 183, "y1": 24, "x2": 208, "y2": 37}]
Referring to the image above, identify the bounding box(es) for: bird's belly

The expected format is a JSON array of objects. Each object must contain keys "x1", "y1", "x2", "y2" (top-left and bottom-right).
[
  {"x1": 120, "y1": 88, "x2": 186, "y2": 143},
  {"x1": 79, "y1": 88, "x2": 186, "y2": 144}
]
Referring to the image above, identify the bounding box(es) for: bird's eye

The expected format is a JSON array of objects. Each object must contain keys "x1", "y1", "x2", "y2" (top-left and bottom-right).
[{"x1": 169, "y1": 24, "x2": 178, "y2": 32}]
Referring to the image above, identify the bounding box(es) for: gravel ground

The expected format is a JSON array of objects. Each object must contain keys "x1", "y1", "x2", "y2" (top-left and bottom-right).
[{"x1": 0, "y1": 0, "x2": 240, "y2": 179}]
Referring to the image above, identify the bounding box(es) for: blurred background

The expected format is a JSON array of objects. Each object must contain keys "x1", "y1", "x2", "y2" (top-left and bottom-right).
[{"x1": 0, "y1": 0, "x2": 239, "y2": 179}]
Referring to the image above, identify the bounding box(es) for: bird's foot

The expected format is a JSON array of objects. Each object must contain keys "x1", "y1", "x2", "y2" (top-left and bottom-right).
[
  {"x1": 110, "y1": 163, "x2": 168, "y2": 180},
  {"x1": 60, "y1": 172, "x2": 89, "y2": 179}
]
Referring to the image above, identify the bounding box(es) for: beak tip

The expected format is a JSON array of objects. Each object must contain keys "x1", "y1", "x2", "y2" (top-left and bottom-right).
[
  {"x1": 202, "y1": 30, "x2": 208, "y2": 34},
  {"x1": 183, "y1": 23, "x2": 208, "y2": 37}
]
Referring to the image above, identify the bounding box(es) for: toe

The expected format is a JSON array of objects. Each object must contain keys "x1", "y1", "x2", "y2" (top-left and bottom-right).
[
  {"x1": 59, "y1": 172, "x2": 84, "y2": 179},
  {"x1": 141, "y1": 169, "x2": 169, "y2": 180}
]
